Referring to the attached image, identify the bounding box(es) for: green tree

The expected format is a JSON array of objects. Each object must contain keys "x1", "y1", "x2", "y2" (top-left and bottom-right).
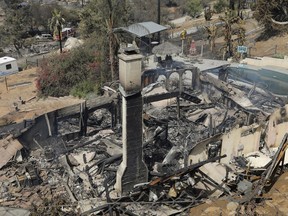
[
  {"x1": 214, "y1": 0, "x2": 228, "y2": 13},
  {"x1": 23, "y1": 3, "x2": 80, "y2": 33},
  {"x1": 1, "y1": 6, "x2": 32, "y2": 56},
  {"x1": 186, "y1": 0, "x2": 202, "y2": 18},
  {"x1": 79, "y1": 0, "x2": 131, "y2": 81},
  {"x1": 49, "y1": 9, "x2": 65, "y2": 53}
]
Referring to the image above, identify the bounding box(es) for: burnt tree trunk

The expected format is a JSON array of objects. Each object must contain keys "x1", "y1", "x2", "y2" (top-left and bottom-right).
[{"x1": 58, "y1": 28, "x2": 63, "y2": 53}]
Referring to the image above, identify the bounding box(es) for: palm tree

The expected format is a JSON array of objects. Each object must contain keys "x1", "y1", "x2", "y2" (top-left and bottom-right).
[
  {"x1": 79, "y1": 0, "x2": 131, "y2": 81},
  {"x1": 49, "y1": 9, "x2": 65, "y2": 53},
  {"x1": 205, "y1": 24, "x2": 217, "y2": 52},
  {"x1": 219, "y1": 10, "x2": 241, "y2": 59}
]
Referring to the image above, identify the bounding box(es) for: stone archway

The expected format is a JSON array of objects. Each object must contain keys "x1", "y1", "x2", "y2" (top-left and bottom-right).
[
  {"x1": 157, "y1": 74, "x2": 167, "y2": 88},
  {"x1": 182, "y1": 70, "x2": 193, "y2": 87},
  {"x1": 167, "y1": 72, "x2": 180, "y2": 91}
]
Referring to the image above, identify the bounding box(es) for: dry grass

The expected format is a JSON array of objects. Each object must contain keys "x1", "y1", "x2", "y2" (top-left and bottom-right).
[{"x1": 0, "y1": 68, "x2": 83, "y2": 125}]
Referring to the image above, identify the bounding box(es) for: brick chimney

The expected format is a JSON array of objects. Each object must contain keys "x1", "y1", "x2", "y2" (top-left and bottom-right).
[{"x1": 115, "y1": 50, "x2": 148, "y2": 194}]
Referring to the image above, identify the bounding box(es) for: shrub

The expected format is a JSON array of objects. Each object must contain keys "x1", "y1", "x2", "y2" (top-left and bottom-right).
[
  {"x1": 36, "y1": 45, "x2": 102, "y2": 98},
  {"x1": 214, "y1": 0, "x2": 228, "y2": 14},
  {"x1": 273, "y1": 53, "x2": 285, "y2": 59},
  {"x1": 250, "y1": 3, "x2": 257, "y2": 11},
  {"x1": 70, "y1": 80, "x2": 100, "y2": 98},
  {"x1": 186, "y1": 0, "x2": 202, "y2": 18}
]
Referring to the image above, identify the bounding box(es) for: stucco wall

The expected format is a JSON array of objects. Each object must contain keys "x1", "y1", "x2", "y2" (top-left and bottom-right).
[
  {"x1": 221, "y1": 124, "x2": 261, "y2": 164},
  {"x1": 242, "y1": 57, "x2": 288, "y2": 69},
  {"x1": 266, "y1": 105, "x2": 288, "y2": 148}
]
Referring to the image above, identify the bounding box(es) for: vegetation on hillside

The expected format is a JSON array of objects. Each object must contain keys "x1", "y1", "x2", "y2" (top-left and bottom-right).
[
  {"x1": 254, "y1": 0, "x2": 288, "y2": 38},
  {"x1": 36, "y1": 0, "x2": 138, "y2": 98},
  {"x1": 219, "y1": 10, "x2": 246, "y2": 60},
  {"x1": 2, "y1": 0, "x2": 275, "y2": 98},
  {"x1": 186, "y1": 0, "x2": 202, "y2": 18},
  {"x1": 36, "y1": 45, "x2": 102, "y2": 98},
  {"x1": 79, "y1": 0, "x2": 132, "y2": 81},
  {"x1": 0, "y1": 1, "x2": 79, "y2": 55},
  {"x1": 214, "y1": 0, "x2": 229, "y2": 13}
]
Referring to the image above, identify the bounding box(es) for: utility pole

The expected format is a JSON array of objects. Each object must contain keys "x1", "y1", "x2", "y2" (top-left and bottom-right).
[{"x1": 157, "y1": 0, "x2": 161, "y2": 42}]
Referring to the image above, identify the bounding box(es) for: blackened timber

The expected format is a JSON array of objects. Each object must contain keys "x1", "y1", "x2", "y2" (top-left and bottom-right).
[
  {"x1": 147, "y1": 154, "x2": 227, "y2": 187},
  {"x1": 180, "y1": 92, "x2": 202, "y2": 103},
  {"x1": 56, "y1": 104, "x2": 83, "y2": 120},
  {"x1": 143, "y1": 91, "x2": 201, "y2": 104},
  {"x1": 143, "y1": 91, "x2": 179, "y2": 104},
  {"x1": 56, "y1": 94, "x2": 117, "y2": 121},
  {"x1": 86, "y1": 94, "x2": 118, "y2": 113},
  {"x1": 0, "y1": 119, "x2": 35, "y2": 138},
  {"x1": 79, "y1": 102, "x2": 88, "y2": 136},
  {"x1": 196, "y1": 169, "x2": 231, "y2": 195},
  {"x1": 59, "y1": 137, "x2": 99, "y2": 154},
  {"x1": 133, "y1": 155, "x2": 227, "y2": 193},
  {"x1": 264, "y1": 133, "x2": 288, "y2": 182}
]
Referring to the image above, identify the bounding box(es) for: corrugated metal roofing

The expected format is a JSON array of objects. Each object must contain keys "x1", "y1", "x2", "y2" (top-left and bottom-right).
[
  {"x1": 114, "y1": 21, "x2": 167, "y2": 37},
  {"x1": 0, "y1": 56, "x2": 16, "y2": 65}
]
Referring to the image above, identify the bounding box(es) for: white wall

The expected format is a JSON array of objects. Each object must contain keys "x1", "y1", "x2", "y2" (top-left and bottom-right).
[{"x1": 242, "y1": 56, "x2": 288, "y2": 69}]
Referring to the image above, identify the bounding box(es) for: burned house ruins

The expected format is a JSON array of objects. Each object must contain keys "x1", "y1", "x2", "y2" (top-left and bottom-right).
[{"x1": 1, "y1": 50, "x2": 288, "y2": 215}]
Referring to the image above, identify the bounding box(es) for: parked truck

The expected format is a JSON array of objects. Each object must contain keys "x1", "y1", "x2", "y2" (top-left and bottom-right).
[{"x1": 53, "y1": 28, "x2": 76, "y2": 41}]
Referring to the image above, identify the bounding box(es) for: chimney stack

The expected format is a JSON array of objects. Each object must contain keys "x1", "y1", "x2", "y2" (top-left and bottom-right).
[{"x1": 115, "y1": 50, "x2": 148, "y2": 194}]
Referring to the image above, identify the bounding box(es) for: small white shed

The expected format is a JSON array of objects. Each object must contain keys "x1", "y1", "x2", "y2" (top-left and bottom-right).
[{"x1": 0, "y1": 56, "x2": 19, "y2": 76}]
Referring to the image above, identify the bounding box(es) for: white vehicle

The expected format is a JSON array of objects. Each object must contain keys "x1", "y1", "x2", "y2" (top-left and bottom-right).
[
  {"x1": 36, "y1": 34, "x2": 53, "y2": 40},
  {"x1": 0, "y1": 56, "x2": 19, "y2": 76}
]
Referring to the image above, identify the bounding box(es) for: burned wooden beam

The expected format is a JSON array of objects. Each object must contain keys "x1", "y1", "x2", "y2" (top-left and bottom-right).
[
  {"x1": 143, "y1": 91, "x2": 202, "y2": 105},
  {"x1": 196, "y1": 169, "x2": 231, "y2": 195},
  {"x1": 143, "y1": 91, "x2": 180, "y2": 104},
  {"x1": 134, "y1": 154, "x2": 227, "y2": 190},
  {"x1": 56, "y1": 104, "x2": 83, "y2": 120},
  {"x1": 263, "y1": 133, "x2": 288, "y2": 183},
  {"x1": 86, "y1": 94, "x2": 118, "y2": 113},
  {"x1": 0, "y1": 119, "x2": 35, "y2": 138},
  {"x1": 180, "y1": 92, "x2": 202, "y2": 104}
]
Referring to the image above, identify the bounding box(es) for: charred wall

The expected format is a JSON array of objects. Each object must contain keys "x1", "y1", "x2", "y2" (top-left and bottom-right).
[{"x1": 18, "y1": 112, "x2": 57, "y2": 150}]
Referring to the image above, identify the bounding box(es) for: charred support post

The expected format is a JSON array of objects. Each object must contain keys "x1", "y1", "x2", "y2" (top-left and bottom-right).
[
  {"x1": 179, "y1": 71, "x2": 184, "y2": 92},
  {"x1": 157, "y1": 0, "x2": 161, "y2": 42},
  {"x1": 79, "y1": 102, "x2": 88, "y2": 136},
  {"x1": 115, "y1": 51, "x2": 148, "y2": 194},
  {"x1": 109, "y1": 106, "x2": 117, "y2": 128},
  {"x1": 117, "y1": 94, "x2": 122, "y2": 125},
  {"x1": 218, "y1": 67, "x2": 228, "y2": 82},
  {"x1": 177, "y1": 97, "x2": 180, "y2": 119},
  {"x1": 45, "y1": 113, "x2": 52, "y2": 136},
  {"x1": 192, "y1": 68, "x2": 201, "y2": 90}
]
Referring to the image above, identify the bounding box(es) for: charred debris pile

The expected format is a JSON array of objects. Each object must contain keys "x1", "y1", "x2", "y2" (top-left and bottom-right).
[{"x1": 0, "y1": 63, "x2": 288, "y2": 215}]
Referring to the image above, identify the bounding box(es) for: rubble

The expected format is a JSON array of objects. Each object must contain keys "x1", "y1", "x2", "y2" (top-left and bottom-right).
[{"x1": 1, "y1": 59, "x2": 288, "y2": 215}]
